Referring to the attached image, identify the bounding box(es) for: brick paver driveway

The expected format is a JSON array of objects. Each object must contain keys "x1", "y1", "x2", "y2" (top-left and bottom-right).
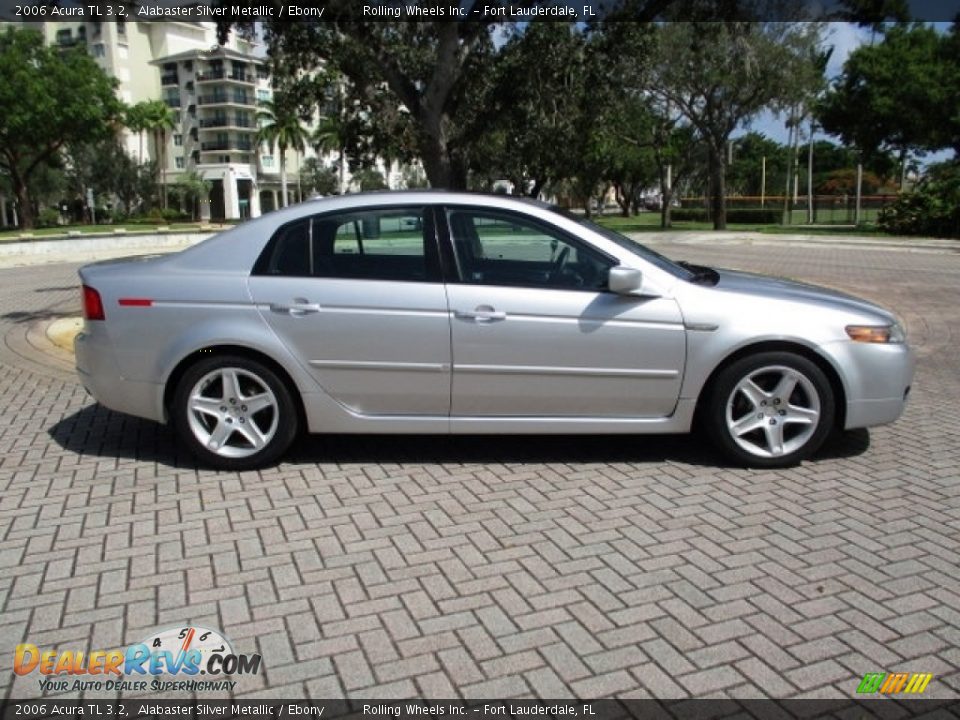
[{"x1": 1, "y1": 238, "x2": 958, "y2": 700}]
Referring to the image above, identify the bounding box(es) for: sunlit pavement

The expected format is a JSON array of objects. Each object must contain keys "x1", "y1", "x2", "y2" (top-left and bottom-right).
[{"x1": 1, "y1": 238, "x2": 958, "y2": 699}]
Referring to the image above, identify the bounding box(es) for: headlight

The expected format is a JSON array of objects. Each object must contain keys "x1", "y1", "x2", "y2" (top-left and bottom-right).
[{"x1": 845, "y1": 323, "x2": 906, "y2": 344}]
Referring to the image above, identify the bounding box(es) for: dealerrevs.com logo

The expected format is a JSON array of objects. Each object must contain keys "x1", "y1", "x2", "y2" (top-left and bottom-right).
[{"x1": 14, "y1": 626, "x2": 261, "y2": 693}]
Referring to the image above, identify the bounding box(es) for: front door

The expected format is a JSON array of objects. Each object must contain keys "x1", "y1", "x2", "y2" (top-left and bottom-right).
[
  {"x1": 248, "y1": 206, "x2": 451, "y2": 416},
  {"x1": 442, "y1": 207, "x2": 686, "y2": 418}
]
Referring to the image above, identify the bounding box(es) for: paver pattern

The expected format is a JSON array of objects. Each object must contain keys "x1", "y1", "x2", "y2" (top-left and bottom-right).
[{"x1": 0, "y1": 237, "x2": 958, "y2": 700}]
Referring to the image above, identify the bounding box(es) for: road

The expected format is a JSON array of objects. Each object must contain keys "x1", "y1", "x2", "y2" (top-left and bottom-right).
[{"x1": 1, "y1": 238, "x2": 958, "y2": 700}]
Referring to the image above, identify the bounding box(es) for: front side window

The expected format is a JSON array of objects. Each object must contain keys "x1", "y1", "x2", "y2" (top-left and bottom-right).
[
  {"x1": 254, "y1": 207, "x2": 436, "y2": 283},
  {"x1": 446, "y1": 208, "x2": 612, "y2": 291}
]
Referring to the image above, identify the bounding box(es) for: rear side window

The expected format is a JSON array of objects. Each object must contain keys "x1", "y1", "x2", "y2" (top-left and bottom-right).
[{"x1": 253, "y1": 207, "x2": 439, "y2": 282}]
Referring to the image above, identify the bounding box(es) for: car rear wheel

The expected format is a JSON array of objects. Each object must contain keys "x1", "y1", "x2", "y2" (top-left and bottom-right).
[
  {"x1": 706, "y1": 351, "x2": 834, "y2": 468},
  {"x1": 172, "y1": 355, "x2": 299, "y2": 470}
]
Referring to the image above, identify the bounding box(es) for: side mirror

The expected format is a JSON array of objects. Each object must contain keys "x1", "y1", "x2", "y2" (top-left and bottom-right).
[{"x1": 608, "y1": 266, "x2": 644, "y2": 295}]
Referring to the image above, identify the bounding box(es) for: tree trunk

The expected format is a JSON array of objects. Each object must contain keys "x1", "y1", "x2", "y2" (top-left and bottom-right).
[
  {"x1": 160, "y1": 129, "x2": 168, "y2": 210},
  {"x1": 280, "y1": 142, "x2": 288, "y2": 207},
  {"x1": 899, "y1": 145, "x2": 908, "y2": 192},
  {"x1": 13, "y1": 175, "x2": 33, "y2": 230},
  {"x1": 807, "y1": 119, "x2": 815, "y2": 224},
  {"x1": 782, "y1": 115, "x2": 794, "y2": 226},
  {"x1": 707, "y1": 144, "x2": 727, "y2": 230},
  {"x1": 338, "y1": 146, "x2": 347, "y2": 194},
  {"x1": 615, "y1": 184, "x2": 630, "y2": 217}
]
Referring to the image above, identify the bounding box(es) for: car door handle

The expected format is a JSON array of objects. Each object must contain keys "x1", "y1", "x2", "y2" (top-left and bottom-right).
[
  {"x1": 455, "y1": 306, "x2": 506, "y2": 322},
  {"x1": 270, "y1": 301, "x2": 321, "y2": 316}
]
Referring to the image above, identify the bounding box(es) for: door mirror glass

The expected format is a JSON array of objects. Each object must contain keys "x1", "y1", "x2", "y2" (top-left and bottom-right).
[{"x1": 608, "y1": 266, "x2": 644, "y2": 295}]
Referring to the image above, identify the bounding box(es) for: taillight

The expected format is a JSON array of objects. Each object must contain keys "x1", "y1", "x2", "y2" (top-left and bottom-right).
[{"x1": 82, "y1": 285, "x2": 105, "y2": 321}]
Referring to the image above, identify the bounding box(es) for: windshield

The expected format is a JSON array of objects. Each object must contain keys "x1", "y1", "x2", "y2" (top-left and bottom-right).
[{"x1": 548, "y1": 206, "x2": 694, "y2": 280}]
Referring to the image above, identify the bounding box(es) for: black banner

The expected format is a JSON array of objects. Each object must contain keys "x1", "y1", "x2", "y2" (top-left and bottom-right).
[
  {"x1": 3, "y1": 700, "x2": 960, "y2": 720},
  {"x1": 2, "y1": 0, "x2": 960, "y2": 23}
]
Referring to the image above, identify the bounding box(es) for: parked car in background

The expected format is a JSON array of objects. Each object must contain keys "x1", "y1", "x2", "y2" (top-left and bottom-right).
[{"x1": 75, "y1": 192, "x2": 914, "y2": 470}]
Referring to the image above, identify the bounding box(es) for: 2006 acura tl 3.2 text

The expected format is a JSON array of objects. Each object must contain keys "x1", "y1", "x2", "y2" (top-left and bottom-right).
[{"x1": 74, "y1": 191, "x2": 915, "y2": 470}]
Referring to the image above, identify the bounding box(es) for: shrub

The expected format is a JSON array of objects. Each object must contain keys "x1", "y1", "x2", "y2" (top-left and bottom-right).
[
  {"x1": 36, "y1": 207, "x2": 61, "y2": 228},
  {"x1": 878, "y1": 162, "x2": 960, "y2": 238},
  {"x1": 672, "y1": 207, "x2": 782, "y2": 224}
]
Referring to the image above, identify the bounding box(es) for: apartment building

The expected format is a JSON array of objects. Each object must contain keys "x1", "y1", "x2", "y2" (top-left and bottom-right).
[{"x1": 37, "y1": 20, "x2": 304, "y2": 221}]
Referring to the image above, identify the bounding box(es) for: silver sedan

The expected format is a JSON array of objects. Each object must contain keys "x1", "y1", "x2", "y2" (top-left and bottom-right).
[{"x1": 74, "y1": 192, "x2": 915, "y2": 470}]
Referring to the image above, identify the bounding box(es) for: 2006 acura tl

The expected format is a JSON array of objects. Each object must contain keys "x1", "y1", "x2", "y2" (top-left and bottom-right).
[{"x1": 75, "y1": 192, "x2": 915, "y2": 470}]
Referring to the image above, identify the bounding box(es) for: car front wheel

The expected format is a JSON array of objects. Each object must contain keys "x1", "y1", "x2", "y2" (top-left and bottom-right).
[
  {"x1": 706, "y1": 352, "x2": 835, "y2": 468},
  {"x1": 172, "y1": 355, "x2": 299, "y2": 470}
]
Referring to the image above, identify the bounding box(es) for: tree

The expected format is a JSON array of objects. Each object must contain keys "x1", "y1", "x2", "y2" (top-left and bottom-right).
[
  {"x1": 311, "y1": 95, "x2": 350, "y2": 195},
  {"x1": 727, "y1": 133, "x2": 787, "y2": 197},
  {"x1": 168, "y1": 170, "x2": 212, "y2": 220},
  {"x1": 300, "y1": 157, "x2": 339, "y2": 197},
  {"x1": 219, "y1": 0, "x2": 673, "y2": 189},
  {"x1": 647, "y1": 21, "x2": 825, "y2": 229},
  {"x1": 137, "y1": 100, "x2": 176, "y2": 209},
  {"x1": 818, "y1": 24, "x2": 953, "y2": 187},
  {"x1": 0, "y1": 27, "x2": 121, "y2": 229},
  {"x1": 478, "y1": 23, "x2": 592, "y2": 198},
  {"x1": 125, "y1": 102, "x2": 150, "y2": 165},
  {"x1": 257, "y1": 95, "x2": 309, "y2": 207},
  {"x1": 63, "y1": 138, "x2": 142, "y2": 216}
]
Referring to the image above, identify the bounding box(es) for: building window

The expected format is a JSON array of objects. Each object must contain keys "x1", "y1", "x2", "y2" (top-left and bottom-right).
[
  {"x1": 175, "y1": 157, "x2": 185, "y2": 169},
  {"x1": 92, "y1": 44, "x2": 105, "y2": 58},
  {"x1": 256, "y1": 65, "x2": 269, "y2": 80},
  {"x1": 261, "y1": 155, "x2": 274, "y2": 168},
  {"x1": 117, "y1": 17, "x2": 126, "y2": 35},
  {"x1": 257, "y1": 89, "x2": 270, "y2": 103},
  {"x1": 174, "y1": 134, "x2": 183, "y2": 147},
  {"x1": 219, "y1": 155, "x2": 230, "y2": 164}
]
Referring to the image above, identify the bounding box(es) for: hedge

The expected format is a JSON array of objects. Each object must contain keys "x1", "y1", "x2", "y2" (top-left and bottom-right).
[{"x1": 671, "y1": 207, "x2": 783, "y2": 224}]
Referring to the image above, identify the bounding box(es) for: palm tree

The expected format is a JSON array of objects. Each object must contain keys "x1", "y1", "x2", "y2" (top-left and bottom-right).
[
  {"x1": 124, "y1": 102, "x2": 149, "y2": 165},
  {"x1": 257, "y1": 97, "x2": 309, "y2": 208},
  {"x1": 312, "y1": 114, "x2": 348, "y2": 195},
  {"x1": 140, "y1": 100, "x2": 176, "y2": 209}
]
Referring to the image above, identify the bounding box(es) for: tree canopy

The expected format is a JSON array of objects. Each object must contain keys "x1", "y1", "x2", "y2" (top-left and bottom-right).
[
  {"x1": 818, "y1": 23, "x2": 952, "y2": 165},
  {"x1": 0, "y1": 27, "x2": 122, "y2": 228}
]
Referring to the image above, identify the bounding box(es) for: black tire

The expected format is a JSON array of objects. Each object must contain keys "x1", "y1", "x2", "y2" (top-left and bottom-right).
[
  {"x1": 705, "y1": 351, "x2": 835, "y2": 468},
  {"x1": 172, "y1": 354, "x2": 299, "y2": 470}
]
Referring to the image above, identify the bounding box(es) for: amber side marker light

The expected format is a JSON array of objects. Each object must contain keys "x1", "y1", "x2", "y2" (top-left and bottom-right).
[{"x1": 845, "y1": 324, "x2": 905, "y2": 344}]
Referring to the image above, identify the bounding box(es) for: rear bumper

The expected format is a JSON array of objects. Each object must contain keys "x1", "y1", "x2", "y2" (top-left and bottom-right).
[{"x1": 75, "y1": 330, "x2": 165, "y2": 423}]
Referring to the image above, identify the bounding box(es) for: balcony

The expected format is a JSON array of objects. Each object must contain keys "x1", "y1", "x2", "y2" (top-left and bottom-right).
[
  {"x1": 197, "y1": 69, "x2": 255, "y2": 84},
  {"x1": 197, "y1": 93, "x2": 254, "y2": 107},
  {"x1": 164, "y1": 97, "x2": 182, "y2": 108},
  {"x1": 201, "y1": 140, "x2": 253, "y2": 152},
  {"x1": 161, "y1": 73, "x2": 179, "y2": 86},
  {"x1": 199, "y1": 117, "x2": 255, "y2": 129}
]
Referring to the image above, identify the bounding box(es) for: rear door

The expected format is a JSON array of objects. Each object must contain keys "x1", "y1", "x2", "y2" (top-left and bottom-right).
[{"x1": 247, "y1": 206, "x2": 452, "y2": 416}]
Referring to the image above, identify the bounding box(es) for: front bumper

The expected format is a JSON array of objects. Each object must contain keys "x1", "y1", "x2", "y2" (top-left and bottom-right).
[
  {"x1": 75, "y1": 329, "x2": 165, "y2": 423},
  {"x1": 825, "y1": 339, "x2": 916, "y2": 430}
]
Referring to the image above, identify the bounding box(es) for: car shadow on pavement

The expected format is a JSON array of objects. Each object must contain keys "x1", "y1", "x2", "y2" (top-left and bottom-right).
[{"x1": 48, "y1": 403, "x2": 871, "y2": 471}]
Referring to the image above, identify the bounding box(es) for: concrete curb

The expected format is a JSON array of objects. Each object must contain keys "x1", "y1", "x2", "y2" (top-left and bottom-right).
[
  {"x1": 632, "y1": 229, "x2": 960, "y2": 253},
  {"x1": 0, "y1": 231, "x2": 215, "y2": 258}
]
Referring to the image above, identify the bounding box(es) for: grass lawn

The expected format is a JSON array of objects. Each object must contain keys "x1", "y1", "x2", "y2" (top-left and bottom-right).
[
  {"x1": 594, "y1": 211, "x2": 887, "y2": 236},
  {"x1": 0, "y1": 223, "x2": 213, "y2": 242}
]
